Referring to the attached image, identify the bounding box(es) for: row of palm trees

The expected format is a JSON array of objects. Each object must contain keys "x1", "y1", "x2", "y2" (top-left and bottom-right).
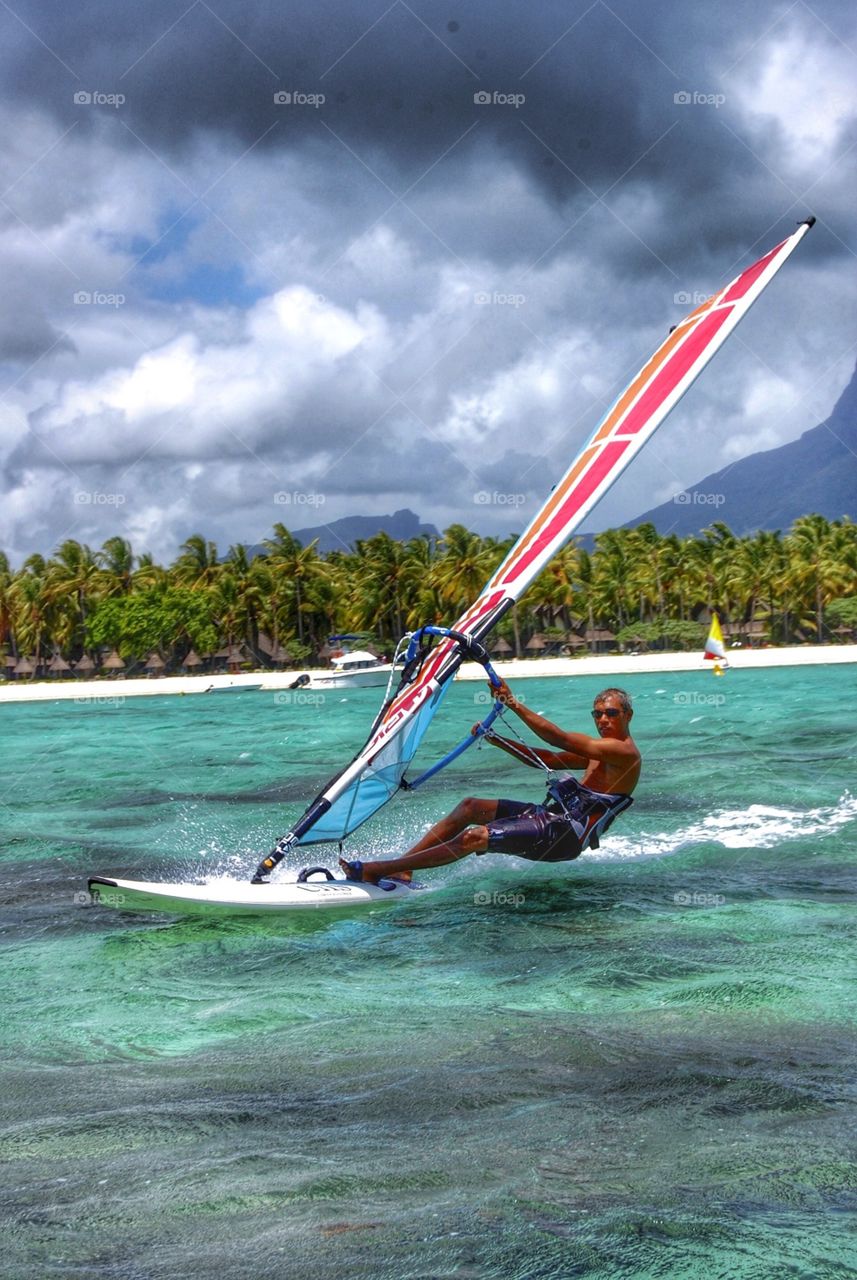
[{"x1": 1, "y1": 516, "x2": 855, "y2": 673}]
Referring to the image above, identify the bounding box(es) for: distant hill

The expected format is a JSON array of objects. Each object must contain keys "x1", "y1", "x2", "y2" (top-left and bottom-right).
[
  {"x1": 249, "y1": 508, "x2": 440, "y2": 557},
  {"x1": 622, "y1": 360, "x2": 857, "y2": 537}
]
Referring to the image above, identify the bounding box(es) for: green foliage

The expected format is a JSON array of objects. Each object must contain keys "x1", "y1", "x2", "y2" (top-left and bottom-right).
[
  {"x1": 6, "y1": 515, "x2": 857, "y2": 668},
  {"x1": 826, "y1": 596, "x2": 857, "y2": 629},
  {"x1": 615, "y1": 620, "x2": 705, "y2": 650},
  {"x1": 87, "y1": 587, "x2": 218, "y2": 660}
]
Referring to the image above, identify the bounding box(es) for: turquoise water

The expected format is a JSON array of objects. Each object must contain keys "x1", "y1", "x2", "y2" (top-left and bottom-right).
[{"x1": 1, "y1": 667, "x2": 855, "y2": 1279}]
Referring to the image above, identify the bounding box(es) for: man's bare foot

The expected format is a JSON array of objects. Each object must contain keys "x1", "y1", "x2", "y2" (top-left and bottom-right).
[{"x1": 339, "y1": 857, "x2": 412, "y2": 886}]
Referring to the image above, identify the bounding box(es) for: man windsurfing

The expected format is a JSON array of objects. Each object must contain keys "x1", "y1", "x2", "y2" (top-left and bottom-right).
[{"x1": 340, "y1": 682, "x2": 640, "y2": 884}]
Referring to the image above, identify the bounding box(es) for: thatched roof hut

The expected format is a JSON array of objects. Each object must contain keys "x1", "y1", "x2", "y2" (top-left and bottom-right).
[
  {"x1": 144, "y1": 652, "x2": 165, "y2": 671},
  {"x1": 182, "y1": 649, "x2": 203, "y2": 668},
  {"x1": 583, "y1": 628, "x2": 616, "y2": 653},
  {"x1": 14, "y1": 656, "x2": 35, "y2": 676},
  {"x1": 48, "y1": 655, "x2": 71, "y2": 674},
  {"x1": 74, "y1": 654, "x2": 96, "y2": 673},
  {"x1": 102, "y1": 650, "x2": 126, "y2": 671}
]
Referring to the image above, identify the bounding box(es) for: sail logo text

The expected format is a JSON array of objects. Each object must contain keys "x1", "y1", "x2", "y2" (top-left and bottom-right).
[{"x1": 674, "y1": 91, "x2": 726, "y2": 108}]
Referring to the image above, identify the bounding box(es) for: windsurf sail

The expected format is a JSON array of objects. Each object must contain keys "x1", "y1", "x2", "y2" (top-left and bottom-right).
[
  {"x1": 704, "y1": 611, "x2": 729, "y2": 671},
  {"x1": 253, "y1": 217, "x2": 814, "y2": 881}
]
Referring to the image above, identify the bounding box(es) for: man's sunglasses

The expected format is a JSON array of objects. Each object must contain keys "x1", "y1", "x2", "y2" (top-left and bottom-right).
[{"x1": 591, "y1": 707, "x2": 622, "y2": 719}]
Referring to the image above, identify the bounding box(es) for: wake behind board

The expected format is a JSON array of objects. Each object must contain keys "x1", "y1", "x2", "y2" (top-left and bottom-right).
[{"x1": 87, "y1": 868, "x2": 424, "y2": 917}]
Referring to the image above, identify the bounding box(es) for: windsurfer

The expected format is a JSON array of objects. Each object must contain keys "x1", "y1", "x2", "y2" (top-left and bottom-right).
[{"x1": 340, "y1": 683, "x2": 641, "y2": 884}]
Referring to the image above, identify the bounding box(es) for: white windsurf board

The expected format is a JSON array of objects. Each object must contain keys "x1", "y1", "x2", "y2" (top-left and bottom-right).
[{"x1": 86, "y1": 871, "x2": 424, "y2": 917}]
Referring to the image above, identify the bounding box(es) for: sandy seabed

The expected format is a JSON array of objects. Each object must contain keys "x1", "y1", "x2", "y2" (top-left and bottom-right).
[{"x1": 1, "y1": 644, "x2": 855, "y2": 705}]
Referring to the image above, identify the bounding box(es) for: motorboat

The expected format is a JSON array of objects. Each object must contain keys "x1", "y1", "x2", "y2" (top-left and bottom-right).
[{"x1": 309, "y1": 648, "x2": 394, "y2": 689}]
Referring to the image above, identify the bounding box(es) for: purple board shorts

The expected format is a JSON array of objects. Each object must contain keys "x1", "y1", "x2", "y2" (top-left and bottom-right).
[{"x1": 482, "y1": 798, "x2": 585, "y2": 863}]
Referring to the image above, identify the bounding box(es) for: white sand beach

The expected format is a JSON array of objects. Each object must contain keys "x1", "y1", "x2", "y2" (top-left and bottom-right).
[{"x1": 1, "y1": 644, "x2": 855, "y2": 704}]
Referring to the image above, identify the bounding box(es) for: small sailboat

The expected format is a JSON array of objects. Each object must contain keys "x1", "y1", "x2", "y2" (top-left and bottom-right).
[{"x1": 704, "y1": 612, "x2": 728, "y2": 675}]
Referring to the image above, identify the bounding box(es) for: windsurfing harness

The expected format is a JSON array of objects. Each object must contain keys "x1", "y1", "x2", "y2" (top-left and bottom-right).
[
  {"x1": 483, "y1": 779, "x2": 633, "y2": 862},
  {"x1": 545, "y1": 776, "x2": 634, "y2": 850}
]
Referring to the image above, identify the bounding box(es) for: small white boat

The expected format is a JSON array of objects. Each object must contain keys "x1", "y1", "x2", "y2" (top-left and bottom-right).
[{"x1": 309, "y1": 649, "x2": 394, "y2": 690}]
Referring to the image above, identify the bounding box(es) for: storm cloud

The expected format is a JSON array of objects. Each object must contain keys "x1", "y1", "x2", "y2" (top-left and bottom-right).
[{"x1": 0, "y1": 0, "x2": 854, "y2": 561}]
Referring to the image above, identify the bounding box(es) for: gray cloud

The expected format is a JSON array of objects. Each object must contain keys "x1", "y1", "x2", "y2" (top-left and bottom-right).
[{"x1": 0, "y1": 0, "x2": 855, "y2": 563}]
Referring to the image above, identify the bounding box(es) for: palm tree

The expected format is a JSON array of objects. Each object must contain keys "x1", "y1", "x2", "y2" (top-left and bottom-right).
[
  {"x1": 788, "y1": 515, "x2": 852, "y2": 642},
  {"x1": 432, "y1": 525, "x2": 496, "y2": 617},
  {"x1": 349, "y1": 532, "x2": 412, "y2": 642},
  {"x1": 44, "y1": 540, "x2": 101, "y2": 654},
  {"x1": 526, "y1": 539, "x2": 584, "y2": 633},
  {"x1": 9, "y1": 556, "x2": 50, "y2": 668},
  {"x1": 591, "y1": 528, "x2": 637, "y2": 629},
  {"x1": 0, "y1": 551, "x2": 13, "y2": 655},
  {"x1": 172, "y1": 535, "x2": 222, "y2": 589},
  {"x1": 262, "y1": 524, "x2": 330, "y2": 647}
]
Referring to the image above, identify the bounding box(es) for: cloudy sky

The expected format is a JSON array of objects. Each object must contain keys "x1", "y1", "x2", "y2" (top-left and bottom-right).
[{"x1": 1, "y1": 0, "x2": 855, "y2": 564}]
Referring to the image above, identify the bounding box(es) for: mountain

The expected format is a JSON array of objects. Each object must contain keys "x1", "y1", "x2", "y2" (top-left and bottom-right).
[
  {"x1": 265, "y1": 508, "x2": 440, "y2": 555},
  {"x1": 623, "y1": 361, "x2": 857, "y2": 537}
]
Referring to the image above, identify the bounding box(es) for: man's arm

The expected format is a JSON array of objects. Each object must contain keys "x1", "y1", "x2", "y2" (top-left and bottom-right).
[
  {"x1": 492, "y1": 678, "x2": 631, "y2": 766},
  {"x1": 482, "y1": 731, "x2": 589, "y2": 770}
]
